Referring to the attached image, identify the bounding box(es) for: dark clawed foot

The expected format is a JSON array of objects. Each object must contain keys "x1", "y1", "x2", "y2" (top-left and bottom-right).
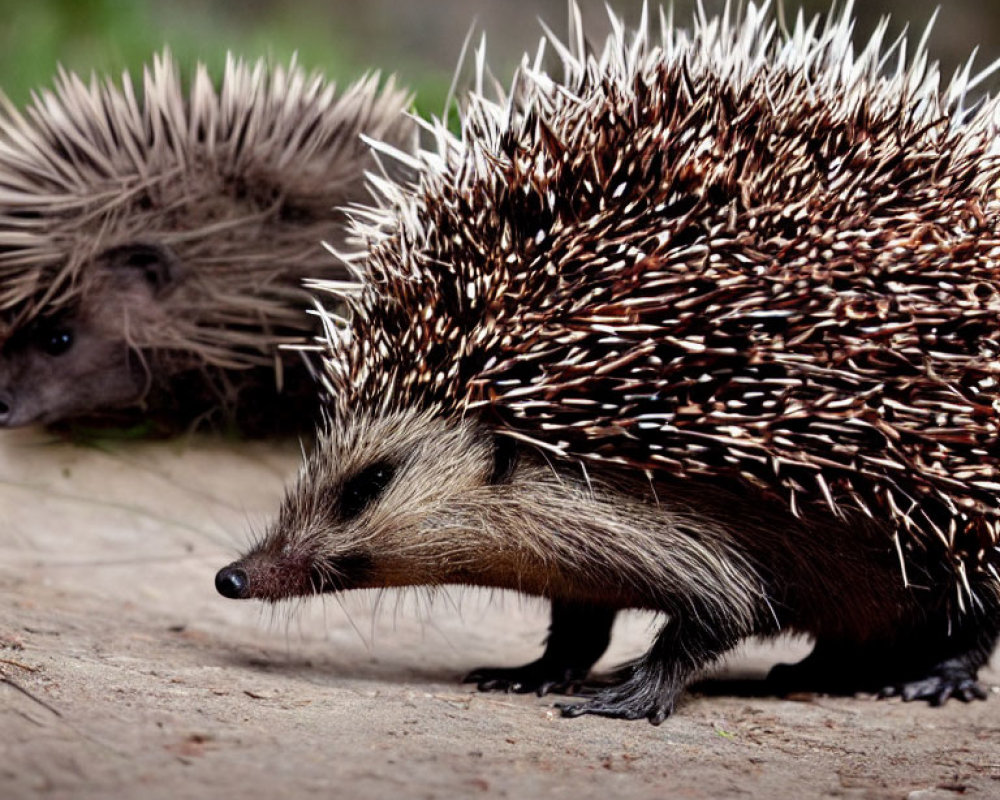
[
  {"x1": 556, "y1": 689, "x2": 674, "y2": 725},
  {"x1": 463, "y1": 660, "x2": 588, "y2": 696},
  {"x1": 465, "y1": 601, "x2": 616, "y2": 697},
  {"x1": 768, "y1": 646, "x2": 990, "y2": 706},
  {"x1": 555, "y1": 668, "x2": 676, "y2": 725},
  {"x1": 878, "y1": 674, "x2": 988, "y2": 706}
]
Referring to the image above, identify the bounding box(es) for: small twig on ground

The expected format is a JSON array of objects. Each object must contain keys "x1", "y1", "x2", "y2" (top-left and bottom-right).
[
  {"x1": 1, "y1": 673, "x2": 63, "y2": 717},
  {"x1": 0, "y1": 657, "x2": 37, "y2": 672}
]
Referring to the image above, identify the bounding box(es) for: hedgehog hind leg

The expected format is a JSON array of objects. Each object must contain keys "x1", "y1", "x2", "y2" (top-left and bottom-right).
[
  {"x1": 768, "y1": 636, "x2": 992, "y2": 704},
  {"x1": 464, "y1": 601, "x2": 616, "y2": 696},
  {"x1": 877, "y1": 603, "x2": 998, "y2": 705},
  {"x1": 878, "y1": 653, "x2": 989, "y2": 705},
  {"x1": 769, "y1": 597, "x2": 1000, "y2": 705}
]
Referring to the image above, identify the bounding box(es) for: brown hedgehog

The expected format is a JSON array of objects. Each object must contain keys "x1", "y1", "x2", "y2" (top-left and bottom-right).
[
  {"x1": 216, "y1": 4, "x2": 1000, "y2": 722},
  {"x1": 0, "y1": 51, "x2": 413, "y2": 433}
]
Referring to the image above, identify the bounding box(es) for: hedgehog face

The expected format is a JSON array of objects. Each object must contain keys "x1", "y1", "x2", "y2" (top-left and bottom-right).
[
  {"x1": 217, "y1": 404, "x2": 767, "y2": 613},
  {"x1": 0, "y1": 243, "x2": 177, "y2": 427},
  {"x1": 216, "y1": 407, "x2": 528, "y2": 602},
  {"x1": 0, "y1": 310, "x2": 144, "y2": 427}
]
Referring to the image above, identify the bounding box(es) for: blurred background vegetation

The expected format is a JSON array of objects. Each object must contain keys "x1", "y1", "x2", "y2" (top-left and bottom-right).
[{"x1": 0, "y1": 0, "x2": 999, "y2": 117}]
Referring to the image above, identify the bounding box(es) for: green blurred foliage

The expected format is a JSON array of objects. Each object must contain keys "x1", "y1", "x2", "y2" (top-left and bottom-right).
[
  {"x1": 0, "y1": 0, "x2": 997, "y2": 123},
  {"x1": 0, "y1": 0, "x2": 452, "y2": 117}
]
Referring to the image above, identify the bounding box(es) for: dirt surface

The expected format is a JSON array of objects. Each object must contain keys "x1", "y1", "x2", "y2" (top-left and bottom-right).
[{"x1": 1, "y1": 428, "x2": 998, "y2": 800}]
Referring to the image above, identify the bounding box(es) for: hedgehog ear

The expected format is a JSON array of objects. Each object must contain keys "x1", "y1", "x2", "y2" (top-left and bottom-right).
[
  {"x1": 99, "y1": 242, "x2": 179, "y2": 296},
  {"x1": 489, "y1": 434, "x2": 520, "y2": 484}
]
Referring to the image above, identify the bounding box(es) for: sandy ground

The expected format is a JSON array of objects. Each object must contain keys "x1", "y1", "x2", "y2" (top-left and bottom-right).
[{"x1": 1, "y1": 428, "x2": 998, "y2": 800}]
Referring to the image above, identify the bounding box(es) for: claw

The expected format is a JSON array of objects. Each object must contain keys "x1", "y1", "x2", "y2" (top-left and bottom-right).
[
  {"x1": 463, "y1": 662, "x2": 587, "y2": 696},
  {"x1": 554, "y1": 673, "x2": 677, "y2": 724},
  {"x1": 965, "y1": 684, "x2": 988, "y2": 702},
  {"x1": 555, "y1": 701, "x2": 585, "y2": 718},
  {"x1": 931, "y1": 688, "x2": 952, "y2": 706},
  {"x1": 881, "y1": 675, "x2": 987, "y2": 706},
  {"x1": 464, "y1": 670, "x2": 532, "y2": 694},
  {"x1": 556, "y1": 697, "x2": 673, "y2": 724}
]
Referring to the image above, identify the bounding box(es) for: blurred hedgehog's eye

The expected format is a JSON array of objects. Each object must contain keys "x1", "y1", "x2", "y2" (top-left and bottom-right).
[
  {"x1": 37, "y1": 326, "x2": 74, "y2": 357},
  {"x1": 278, "y1": 201, "x2": 314, "y2": 224},
  {"x1": 340, "y1": 461, "x2": 396, "y2": 521}
]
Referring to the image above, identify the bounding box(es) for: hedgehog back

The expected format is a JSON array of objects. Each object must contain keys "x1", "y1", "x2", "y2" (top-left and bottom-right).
[{"x1": 321, "y1": 9, "x2": 1000, "y2": 580}]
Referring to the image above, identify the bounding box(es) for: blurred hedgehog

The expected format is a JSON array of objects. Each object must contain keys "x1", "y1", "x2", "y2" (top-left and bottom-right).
[
  {"x1": 216, "y1": 3, "x2": 1000, "y2": 722},
  {"x1": 0, "y1": 51, "x2": 413, "y2": 433}
]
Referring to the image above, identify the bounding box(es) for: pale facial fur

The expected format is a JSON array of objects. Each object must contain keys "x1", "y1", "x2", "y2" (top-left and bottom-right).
[{"x1": 224, "y1": 407, "x2": 766, "y2": 627}]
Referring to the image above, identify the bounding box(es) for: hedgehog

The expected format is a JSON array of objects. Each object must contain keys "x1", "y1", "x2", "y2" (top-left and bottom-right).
[
  {"x1": 215, "y1": 3, "x2": 1000, "y2": 722},
  {"x1": 0, "y1": 51, "x2": 413, "y2": 433}
]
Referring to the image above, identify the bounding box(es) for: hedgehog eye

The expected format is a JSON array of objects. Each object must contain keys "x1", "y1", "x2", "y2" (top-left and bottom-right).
[
  {"x1": 278, "y1": 201, "x2": 314, "y2": 224},
  {"x1": 339, "y1": 461, "x2": 396, "y2": 521},
  {"x1": 36, "y1": 325, "x2": 74, "y2": 357}
]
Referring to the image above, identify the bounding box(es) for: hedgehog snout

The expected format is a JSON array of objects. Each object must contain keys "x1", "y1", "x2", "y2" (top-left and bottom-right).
[{"x1": 215, "y1": 564, "x2": 249, "y2": 599}]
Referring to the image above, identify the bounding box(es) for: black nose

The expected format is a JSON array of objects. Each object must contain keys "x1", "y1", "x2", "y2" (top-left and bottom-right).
[
  {"x1": 215, "y1": 565, "x2": 249, "y2": 599},
  {"x1": 0, "y1": 391, "x2": 13, "y2": 425}
]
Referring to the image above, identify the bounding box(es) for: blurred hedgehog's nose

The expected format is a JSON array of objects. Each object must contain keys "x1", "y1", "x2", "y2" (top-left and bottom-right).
[
  {"x1": 215, "y1": 565, "x2": 249, "y2": 599},
  {"x1": 0, "y1": 391, "x2": 12, "y2": 425}
]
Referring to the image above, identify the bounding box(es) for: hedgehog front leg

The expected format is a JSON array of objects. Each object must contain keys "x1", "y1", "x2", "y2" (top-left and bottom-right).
[
  {"x1": 464, "y1": 601, "x2": 616, "y2": 695},
  {"x1": 558, "y1": 608, "x2": 744, "y2": 724}
]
